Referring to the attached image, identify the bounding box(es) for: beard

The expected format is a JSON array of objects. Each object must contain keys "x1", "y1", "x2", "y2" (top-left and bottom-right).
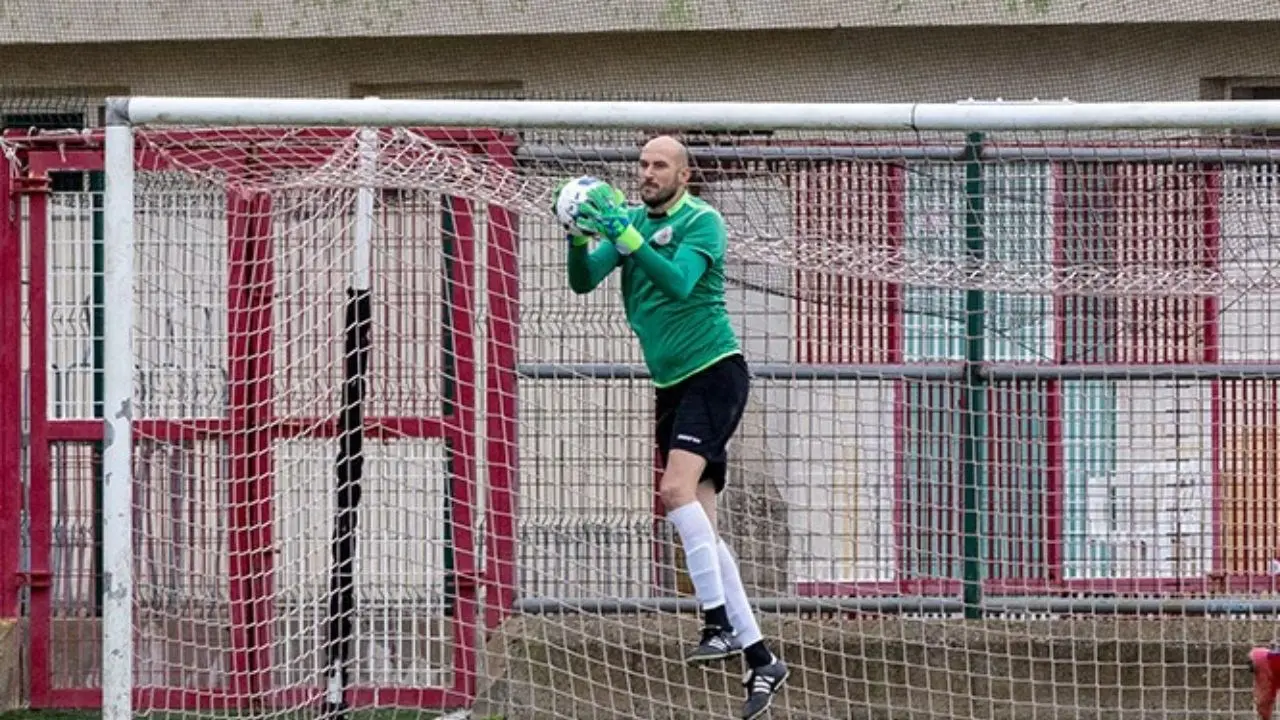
[{"x1": 641, "y1": 183, "x2": 679, "y2": 209}]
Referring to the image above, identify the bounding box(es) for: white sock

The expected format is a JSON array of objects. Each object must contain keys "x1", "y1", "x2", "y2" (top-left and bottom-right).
[
  {"x1": 717, "y1": 538, "x2": 763, "y2": 649},
  {"x1": 666, "y1": 502, "x2": 726, "y2": 610}
]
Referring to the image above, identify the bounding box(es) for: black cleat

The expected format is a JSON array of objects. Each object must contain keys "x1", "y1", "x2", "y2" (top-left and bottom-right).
[
  {"x1": 741, "y1": 659, "x2": 789, "y2": 720},
  {"x1": 684, "y1": 625, "x2": 741, "y2": 665}
]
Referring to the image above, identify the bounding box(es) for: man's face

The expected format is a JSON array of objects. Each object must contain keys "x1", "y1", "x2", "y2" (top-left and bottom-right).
[{"x1": 638, "y1": 144, "x2": 689, "y2": 208}]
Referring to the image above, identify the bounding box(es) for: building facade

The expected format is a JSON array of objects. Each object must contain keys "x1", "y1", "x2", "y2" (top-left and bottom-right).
[
  {"x1": 0, "y1": 3, "x2": 1279, "y2": 116},
  {"x1": 10, "y1": 2, "x2": 1280, "y2": 701}
]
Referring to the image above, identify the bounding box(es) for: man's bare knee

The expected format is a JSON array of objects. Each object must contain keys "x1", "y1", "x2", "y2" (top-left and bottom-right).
[{"x1": 659, "y1": 449, "x2": 707, "y2": 511}]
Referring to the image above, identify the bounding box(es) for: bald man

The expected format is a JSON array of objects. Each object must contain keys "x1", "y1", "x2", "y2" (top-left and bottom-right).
[{"x1": 559, "y1": 136, "x2": 789, "y2": 719}]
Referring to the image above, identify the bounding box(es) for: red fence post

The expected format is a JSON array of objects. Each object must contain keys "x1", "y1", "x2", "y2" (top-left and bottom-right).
[
  {"x1": 23, "y1": 159, "x2": 53, "y2": 707},
  {"x1": 225, "y1": 188, "x2": 276, "y2": 701},
  {"x1": 0, "y1": 145, "x2": 20, "y2": 620},
  {"x1": 483, "y1": 138, "x2": 520, "y2": 630},
  {"x1": 441, "y1": 193, "x2": 480, "y2": 701},
  {"x1": 1203, "y1": 164, "x2": 1224, "y2": 583}
]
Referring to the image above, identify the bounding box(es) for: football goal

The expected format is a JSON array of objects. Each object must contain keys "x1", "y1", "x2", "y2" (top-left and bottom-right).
[{"x1": 97, "y1": 96, "x2": 1280, "y2": 720}]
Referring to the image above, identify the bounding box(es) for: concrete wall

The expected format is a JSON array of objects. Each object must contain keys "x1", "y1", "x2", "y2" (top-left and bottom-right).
[
  {"x1": 0, "y1": 0, "x2": 1277, "y2": 44},
  {"x1": 476, "y1": 615, "x2": 1269, "y2": 720},
  {"x1": 25, "y1": 19, "x2": 1280, "y2": 605},
  {"x1": 2, "y1": 23, "x2": 1280, "y2": 111}
]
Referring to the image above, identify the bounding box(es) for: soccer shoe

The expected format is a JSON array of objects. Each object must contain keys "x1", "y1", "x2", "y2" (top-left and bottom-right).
[
  {"x1": 1251, "y1": 647, "x2": 1280, "y2": 720},
  {"x1": 684, "y1": 625, "x2": 741, "y2": 665},
  {"x1": 741, "y1": 659, "x2": 789, "y2": 720}
]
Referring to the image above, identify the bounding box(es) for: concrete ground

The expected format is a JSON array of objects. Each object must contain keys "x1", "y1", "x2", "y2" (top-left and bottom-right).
[
  {"x1": 0, "y1": 620, "x2": 21, "y2": 712},
  {"x1": 472, "y1": 613, "x2": 1270, "y2": 720}
]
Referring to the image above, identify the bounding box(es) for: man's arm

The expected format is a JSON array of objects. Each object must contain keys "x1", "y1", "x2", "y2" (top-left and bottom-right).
[
  {"x1": 617, "y1": 209, "x2": 723, "y2": 301},
  {"x1": 567, "y1": 239, "x2": 622, "y2": 294},
  {"x1": 627, "y1": 243, "x2": 708, "y2": 301}
]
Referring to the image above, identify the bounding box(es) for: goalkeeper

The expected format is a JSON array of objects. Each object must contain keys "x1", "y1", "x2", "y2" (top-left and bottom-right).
[{"x1": 557, "y1": 135, "x2": 788, "y2": 720}]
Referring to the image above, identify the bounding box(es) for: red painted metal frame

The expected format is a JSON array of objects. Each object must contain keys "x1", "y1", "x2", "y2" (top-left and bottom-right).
[
  {"x1": 799, "y1": 575, "x2": 1280, "y2": 598},
  {"x1": 225, "y1": 184, "x2": 275, "y2": 700},
  {"x1": 0, "y1": 149, "x2": 20, "y2": 620},
  {"x1": 1046, "y1": 161, "x2": 1068, "y2": 587},
  {"x1": 788, "y1": 149, "x2": 1233, "y2": 599},
  {"x1": 14, "y1": 127, "x2": 508, "y2": 711},
  {"x1": 25, "y1": 149, "x2": 60, "y2": 708},
  {"x1": 442, "y1": 193, "x2": 480, "y2": 699},
  {"x1": 1203, "y1": 166, "x2": 1223, "y2": 577},
  {"x1": 14, "y1": 126, "x2": 1255, "y2": 701},
  {"x1": 47, "y1": 417, "x2": 453, "y2": 443},
  {"x1": 1219, "y1": 379, "x2": 1280, "y2": 577},
  {"x1": 883, "y1": 165, "x2": 906, "y2": 596},
  {"x1": 481, "y1": 138, "x2": 520, "y2": 631}
]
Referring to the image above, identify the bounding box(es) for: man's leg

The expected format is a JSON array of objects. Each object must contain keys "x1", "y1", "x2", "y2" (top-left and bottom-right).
[
  {"x1": 659, "y1": 449, "x2": 738, "y2": 661},
  {"x1": 658, "y1": 355, "x2": 788, "y2": 718},
  {"x1": 692, "y1": 481, "x2": 763, "y2": 661},
  {"x1": 696, "y1": 479, "x2": 788, "y2": 720}
]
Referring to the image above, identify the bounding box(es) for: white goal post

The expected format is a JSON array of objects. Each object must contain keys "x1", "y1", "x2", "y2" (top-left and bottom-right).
[
  {"x1": 109, "y1": 95, "x2": 1280, "y2": 130},
  {"x1": 100, "y1": 95, "x2": 1280, "y2": 720}
]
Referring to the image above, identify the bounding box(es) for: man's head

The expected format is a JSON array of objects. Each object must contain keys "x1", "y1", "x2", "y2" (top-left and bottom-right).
[{"x1": 638, "y1": 135, "x2": 692, "y2": 210}]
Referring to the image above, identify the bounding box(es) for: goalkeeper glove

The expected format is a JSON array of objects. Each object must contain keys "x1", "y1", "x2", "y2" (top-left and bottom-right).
[
  {"x1": 566, "y1": 230, "x2": 590, "y2": 248},
  {"x1": 576, "y1": 184, "x2": 645, "y2": 255}
]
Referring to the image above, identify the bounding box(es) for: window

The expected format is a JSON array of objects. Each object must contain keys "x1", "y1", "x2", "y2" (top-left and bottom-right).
[
  {"x1": 349, "y1": 80, "x2": 524, "y2": 100},
  {"x1": 2, "y1": 111, "x2": 91, "y2": 131},
  {"x1": 1202, "y1": 77, "x2": 1280, "y2": 144},
  {"x1": 3, "y1": 109, "x2": 97, "y2": 192}
]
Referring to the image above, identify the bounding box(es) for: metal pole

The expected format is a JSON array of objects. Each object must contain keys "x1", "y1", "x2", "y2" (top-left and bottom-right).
[
  {"x1": 518, "y1": 361, "x2": 1280, "y2": 382},
  {"x1": 515, "y1": 596, "x2": 966, "y2": 615},
  {"x1": 513, "y1": 594, "x2": 1280, "y2": 616},
  {"x1": 517, "y1": 142, "x2": 1280, "y2": 165},
  {"x1": 118, "y1": 96, "x2": 1280, "y2": 132},
  {"x1": 101, "y1": 119, "x2": 135, "y2": 720},
  {"x1": 91, "y1": 170, "x2": 106, "y2": 618},
  {"x1": 516, "y1": 362, "x2": 966, "y2": 381},
  {"x1": 323, "y1": 126, "x2": 376, "y2": 720},
  {"x1": 961, "y1": 131, "x2": 987, "y2": 621}
]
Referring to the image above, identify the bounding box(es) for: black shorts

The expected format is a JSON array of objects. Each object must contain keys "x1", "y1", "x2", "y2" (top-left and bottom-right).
[{"x1": 654, "y1": 353, "x2": 750, "y2": 493}]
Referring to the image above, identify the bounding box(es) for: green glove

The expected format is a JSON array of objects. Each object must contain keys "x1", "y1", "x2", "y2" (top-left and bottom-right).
[{"x1": 576, "y1": 184, "x2": 644, "y2": 254}]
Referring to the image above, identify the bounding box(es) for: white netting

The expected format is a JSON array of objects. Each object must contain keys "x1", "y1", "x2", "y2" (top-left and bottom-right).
[
  {"x1": 128, "y1": 164, "x2": 458, "y2": 697},
  {"x1": 67, "y1": 118, "x2": 1280, "y2": 720},
  {"x1": 129, "y1": 127, "x2": 1265, "y2": 298}
]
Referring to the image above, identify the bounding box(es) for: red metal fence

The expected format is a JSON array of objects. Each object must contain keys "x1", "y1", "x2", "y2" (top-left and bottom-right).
[
  {"x1": 1, "y1": 131, "x2": 1279, "y2": 711},
  {"x1": 0, "y1": 130, "x2": 520, "y2": 711}
]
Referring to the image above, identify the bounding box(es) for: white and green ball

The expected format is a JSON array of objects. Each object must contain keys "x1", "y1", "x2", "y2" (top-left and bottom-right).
[{"x1": 554, "y1": 176, "x2": 606, "y2": 236}]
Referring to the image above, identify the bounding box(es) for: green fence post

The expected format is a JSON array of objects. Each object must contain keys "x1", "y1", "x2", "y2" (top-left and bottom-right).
[
  {"x1": 961, "y1": 132, "x2": 987, "y2": 620},
  {"x1": 91, "y1": 171, "x2": 106, "y2": 617},
  {"x1": 439, "y1": 199, "x2": 457, "y2": 619}
]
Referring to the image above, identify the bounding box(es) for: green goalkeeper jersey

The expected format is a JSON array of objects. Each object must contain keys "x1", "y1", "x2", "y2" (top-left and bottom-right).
[{"x1": 616, "y1": 193, "x2": 741, "y2": 387}]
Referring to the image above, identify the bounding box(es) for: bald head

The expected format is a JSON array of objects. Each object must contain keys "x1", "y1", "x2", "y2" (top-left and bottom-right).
[
  {"x1": 638, "y1": 134, "x2": 692, "y2": 211},
  {"x1": 643, "y1": 135, "x2": 691, "y2": 169}
]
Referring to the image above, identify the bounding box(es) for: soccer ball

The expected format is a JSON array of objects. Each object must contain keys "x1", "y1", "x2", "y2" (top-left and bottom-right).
[{"x1": 554, "y1": 176, "x2": 605, "y2": 236}]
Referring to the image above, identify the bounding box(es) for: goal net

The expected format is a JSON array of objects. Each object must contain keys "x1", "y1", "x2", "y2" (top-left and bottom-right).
[{"x1": 97, "y1": 97, "x2": 1280, "y2": 720}]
